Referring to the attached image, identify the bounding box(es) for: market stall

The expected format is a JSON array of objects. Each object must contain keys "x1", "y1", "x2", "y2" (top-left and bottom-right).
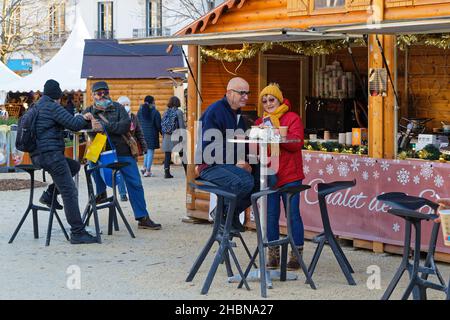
[{"x1": 121, "y1": 0, "x2": 450, "y2": 260}]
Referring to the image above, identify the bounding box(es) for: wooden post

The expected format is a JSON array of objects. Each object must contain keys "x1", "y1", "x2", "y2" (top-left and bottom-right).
[
  {"x1": 186, "y1": 45, "x2": 199, "y2": 211},
  {"x1": 368, "y1": 34, "x2": 385, "y2": 159},
  {"x1": 383, "y1": 35, "x2": 396, "y2": 159}
]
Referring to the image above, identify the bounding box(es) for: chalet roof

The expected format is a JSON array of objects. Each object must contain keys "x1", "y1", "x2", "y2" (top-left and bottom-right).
[
  {"x1": 174, "y1": 0, "x2": 247, "y2": 36},
  {"x1": 81, "y1": 40, "x2": 185, "y2": 79}
]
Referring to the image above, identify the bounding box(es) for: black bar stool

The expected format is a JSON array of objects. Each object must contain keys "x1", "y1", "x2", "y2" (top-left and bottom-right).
[
  {"x1": 186, "y1": 179, "x2": 250, "y2": 295},
  {"x1": 7, "y1": 165, "x2": 69, "y2": 246},
  {"x1": 82, "y1": 162, "x2": 135, "y2": 243},
  {"x1": 308, "y1": 180, "x2": 357, "y2": 285},
  {"x1": 240, "y1": 185, "x2": 316, "y2": 298},
  {"x1": 377, "y1": 192, "x2": 447, "y2": 300}
]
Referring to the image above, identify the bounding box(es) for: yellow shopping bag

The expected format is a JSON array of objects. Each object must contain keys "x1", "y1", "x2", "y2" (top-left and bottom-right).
[{"x1": 84, "y1": 133, "x2": 107, "y2": 163}]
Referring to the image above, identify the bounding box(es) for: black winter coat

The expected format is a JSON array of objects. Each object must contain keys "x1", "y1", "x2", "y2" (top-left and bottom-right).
[
  {"x1": 32, "y1": 95, "x2": 89, "y2": 156},
  {"x1": 137, "y1": 104, "x2": 161, "y2": 150},
  {"x1": 83, "y1": 102, "x2": 132, "y2": 157}
]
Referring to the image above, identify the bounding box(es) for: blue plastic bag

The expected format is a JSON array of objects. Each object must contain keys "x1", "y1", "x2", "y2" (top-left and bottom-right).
[{"x1": 98, "y1": 149, "x2": 123, "y2": 188}]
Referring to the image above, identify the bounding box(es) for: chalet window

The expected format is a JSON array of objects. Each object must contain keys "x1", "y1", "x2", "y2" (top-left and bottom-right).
[
  {"x1": 314, "y1": 0, "x2": 345, "y2": 9},
  {"x1": 97, "y1": 1, "x2": 114, "y2": 39}
]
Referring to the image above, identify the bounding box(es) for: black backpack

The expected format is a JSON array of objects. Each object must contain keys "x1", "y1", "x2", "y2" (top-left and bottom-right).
[{"x1": 15, "y1": 106, "x2": 39, "y2": 153}]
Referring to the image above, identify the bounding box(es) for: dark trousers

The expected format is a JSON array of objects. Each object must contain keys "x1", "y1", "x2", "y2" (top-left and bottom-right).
[
  {"x1": 31, "y1": 151, "x2": 84, "y2": 233},
  {"x1": 164, "y1": 152, "x2": 171, "y2": 171}
]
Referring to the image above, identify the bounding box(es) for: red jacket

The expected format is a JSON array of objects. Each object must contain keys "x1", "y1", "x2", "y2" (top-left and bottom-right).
[{"x1": 255, "y1": 109, "x2": 305, "y2": 188}]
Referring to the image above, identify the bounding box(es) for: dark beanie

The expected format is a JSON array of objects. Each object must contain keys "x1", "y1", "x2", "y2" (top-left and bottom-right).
[
  {"x1": 144, "y1": 95, "x2": 154, "y2": 104},
  {"x1": 43, "y1": 79, "x2": 63, "y2": 100}
]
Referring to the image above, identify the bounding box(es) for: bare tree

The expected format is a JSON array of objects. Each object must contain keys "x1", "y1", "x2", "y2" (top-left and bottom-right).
[
  {"x1": 163, "y1": 0, "x2": 219, "y2": 29},
  {"x1": 0, "y1": 0, "x2": 65, "y2": 63}
]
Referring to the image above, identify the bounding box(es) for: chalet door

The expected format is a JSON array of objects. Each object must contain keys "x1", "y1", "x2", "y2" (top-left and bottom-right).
[{"x1": 260, "y1": 55, "x2": 309, "y2": 118}]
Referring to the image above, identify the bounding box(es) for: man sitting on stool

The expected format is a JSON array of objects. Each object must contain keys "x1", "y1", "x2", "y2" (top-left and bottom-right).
[{"x1": 32, "y1": 79, "x2": 97, "y2": 244}]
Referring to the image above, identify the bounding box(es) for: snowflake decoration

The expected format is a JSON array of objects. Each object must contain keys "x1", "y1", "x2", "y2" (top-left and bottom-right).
[
  {"x1": 350, "y1": 159, "x2": 360, "y2": 172},
  {"x1": 373, "y1": 171, "x2": 380, "y2": 179},
  {"x1": 362, "y1": 171, "x2": 369, "y2": 180},
  {"x1": 396, "y1": 168, "x2": 410, "y2": 186},
  {"x1": 434, "y1": 175, "x2": 444, "y2": 188},
  {"x1": 365, "y1": 158, "x2": 376, "y2": 167},
  {"x1": 337, "y1": 162, "x2": 350, "y2": 177},
  {"x1": 319, "y1": 153, "x2": 333, "y2": 161},
  {"x1": 326, "y1": 164, "x2": 334, "y2": 175},
  {"x1": 303, "y1": 165, "x2": 310, "y2": 175},
  {"x1": 420, "y1": 164, "x2": 434, "y2": 180},
  {"x1": 339, "y1": 155, "x2": 349, "y2": 160},
  {"x1": 318, "y1": 169, "x2": 324, "y2": 176},
  {"x1": 380, "y1": 161, "x2": 390, "y2": 171},
  {"x1": 304, "y1": 153, "x2": 312, "y2": 162},
  {"x1": 392, "y1": 223, "x2": 400, "y2": 233},
  {"x1": 413, "y1": 176, "x2": 420, "y2": 185}
]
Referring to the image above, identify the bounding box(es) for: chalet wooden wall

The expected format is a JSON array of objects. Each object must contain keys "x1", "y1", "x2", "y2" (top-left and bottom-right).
[
  {"x1": 201, "y1": 54, "x2": 259, "y2": 113},
  {"x1": 86, "y1": 78, "x2": 181, "y2": 164}
]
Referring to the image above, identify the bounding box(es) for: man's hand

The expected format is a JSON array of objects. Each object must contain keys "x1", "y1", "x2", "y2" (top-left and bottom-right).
[
  {"x1": 435, "y1": 198, "x2": 450, "y2": 223},
  {"x1": 83, "y1": 112, "x2": 94, "y2": 121},
  {"x1": 91, "y1": 118, "x2": 103, "y2": 132},
  {"x1": 236, "y1": 161, "x2": 252, "y2": 173}
]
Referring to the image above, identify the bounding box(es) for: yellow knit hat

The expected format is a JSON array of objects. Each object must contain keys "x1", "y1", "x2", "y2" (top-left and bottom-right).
[{"x1": 259, "y1": 83, "x2": 283, "y2": 103}]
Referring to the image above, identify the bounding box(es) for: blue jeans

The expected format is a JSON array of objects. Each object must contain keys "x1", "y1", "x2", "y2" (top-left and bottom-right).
[
  {"x1": 91, "y1": 156, "x2": 149, "y2": 220},
  {"x1": 199, "y1": 164, "x2": 254, "y2": 216},
  {"x1": 267, "y1": 180, "x2": 304, "y2": 246},
  {"x1": 143, "y1": 149, "x2": 154, "y2": 171},
  {"x1": 31, "y1": 151, "x2": 85, "y2": 233},
  {"x1": 117, "y1": 178, "x2": 127, "y2": 197}
]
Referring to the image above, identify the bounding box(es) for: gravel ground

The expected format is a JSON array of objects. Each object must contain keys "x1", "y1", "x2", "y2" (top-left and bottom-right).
[{"x1": 0, "y1": 165, "x2": 448, "y2": 300}]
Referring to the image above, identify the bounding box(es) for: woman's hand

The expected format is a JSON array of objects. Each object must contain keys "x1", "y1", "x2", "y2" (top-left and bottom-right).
[{"x1": 435, "y1": 198, "x2": 450, "y2": 223}]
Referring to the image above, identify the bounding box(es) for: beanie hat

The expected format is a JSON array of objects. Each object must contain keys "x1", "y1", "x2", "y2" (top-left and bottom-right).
[
  {"x1": 259, "y1": 83, "x2": 283, "y2": 103},
  {"x1": 117, "y1": 96, "x2": 131, "y2": 106},
  {"x1": 144, "y1": 95, "x2": 154, "y2": 104},
  {"x1": 43, "y1": 79, "x2": 63, "y2": 100}
]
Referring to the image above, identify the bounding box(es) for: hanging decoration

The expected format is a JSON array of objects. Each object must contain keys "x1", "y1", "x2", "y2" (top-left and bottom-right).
[{"x1": 397, "y1": 34, "x2": 450, "y2": 50}]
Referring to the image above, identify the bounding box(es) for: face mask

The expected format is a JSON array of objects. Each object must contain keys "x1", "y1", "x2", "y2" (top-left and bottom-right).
[
  {"x1": 94, "y1": 98, "x2": 112, "y2": 109},
  {"x1": 124, "y1": 105, "x2": 131, "y2": 113}
]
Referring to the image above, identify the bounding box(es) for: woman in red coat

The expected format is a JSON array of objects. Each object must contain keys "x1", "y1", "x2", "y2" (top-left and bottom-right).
[{"x1": 255, "y1": 83, "x2": 305, "y2": 270}]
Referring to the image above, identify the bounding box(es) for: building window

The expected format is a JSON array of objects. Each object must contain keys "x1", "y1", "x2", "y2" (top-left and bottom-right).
[
  {"x1": 314, "y1": 0, "x2": 345, "y2": 9},
  {"x1": 97, "y1": 1, "x2": 114, "y2": 39},
  {"x1": 146, "y1": 0, "x2": 162, "y2": 36},
  {"x1": 49, "y1": 2, "x2": 65, "y2": 40}
]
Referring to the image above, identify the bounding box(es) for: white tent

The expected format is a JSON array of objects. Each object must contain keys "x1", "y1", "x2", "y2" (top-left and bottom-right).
[
  {"x1": 0, "y1": 62, "x2": 20, "y2": 104},
  {"x1": 1, "y1": 9, "x2": 90, "y2": 93}
]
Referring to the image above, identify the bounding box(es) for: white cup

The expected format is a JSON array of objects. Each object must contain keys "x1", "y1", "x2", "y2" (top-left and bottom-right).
[
  {"x1": 439, "y1": 209, "x2": 450, "y2": 246},
  {"x1": 309, "y1": 134, "x2": 317, "y2": 141},
  {"x1": 338, "y1": 133, "x2": 346, "y2": 144},
  {"x1": 346, "y1": 132, "x2": 353, "y2": 145}
]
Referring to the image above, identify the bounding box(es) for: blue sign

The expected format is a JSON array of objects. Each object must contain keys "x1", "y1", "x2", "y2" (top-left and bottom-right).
[{"x1": 7, "y1": 59, "x2": 33, "y2": 72}]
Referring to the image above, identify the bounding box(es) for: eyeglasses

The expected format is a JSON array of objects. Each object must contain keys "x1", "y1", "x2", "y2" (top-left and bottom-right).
[
  {"x1": 94, "y1": 90, "x2": 109, "y2": 97},
  {"x1": 262, "y1": 97, "x2": 276, "y2": 104},
  {"x1": 231, "y1": 89, "x2": 250, "y2": 96}
]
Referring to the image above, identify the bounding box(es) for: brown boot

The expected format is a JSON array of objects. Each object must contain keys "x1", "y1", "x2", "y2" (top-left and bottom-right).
[
  {"x1": 266, "y1": 246, "x2": 280, "y2": 269},
  {"x1": 287, "y1": 246, "x2": 304, "y2": 271}
]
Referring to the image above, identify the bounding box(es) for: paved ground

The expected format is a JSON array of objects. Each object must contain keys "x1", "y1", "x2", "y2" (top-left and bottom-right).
[{"x1": 0, "y1": 165, "x2": 449, "y2": 300}]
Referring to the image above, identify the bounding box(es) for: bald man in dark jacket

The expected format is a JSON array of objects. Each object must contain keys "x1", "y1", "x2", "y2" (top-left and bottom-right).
[{"x1": 31, "y1": 79, "x2": 97, "y2": 244}]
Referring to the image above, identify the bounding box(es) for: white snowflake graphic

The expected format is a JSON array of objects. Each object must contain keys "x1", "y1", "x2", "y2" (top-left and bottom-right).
[
  {"x1": 397, "y1": 168, "x2": 410, "y2": 186},
  {"x1": 319, "y1": 153, "x2": 333, "y2": 161},
  {"x1": 326, "y1": 164, "x2": 334, "y2": 175},
  {"x1": 337, "y1": 162, "x2": 350, "y2": 177},
  {"x1": 380, "y1": 161, "x2": 390, "y2": 171},
  {"x1": 339, "y1": 155, "x2": 349, "y2": 160},
  {"x1": 304, "y1": 153, "x2": 312, "y2": 162},
  {"x1": 303, "y1": 165, "x2": 310, "y2": 175},
  {"x1": 365, "y1": 158, "x2": 376, "y2": 167},
  {"x1": 393, "y1": 223, "x2": 400, "y2": 233},
  {"x1": 350, "y1": 159, "x2": 360, "y2": 172},
  {"x1": 434, "y1": 175, "x2": 444, "y2": 188},
  {"x1": 318, "y1": 169, "x2": 324, "y2": 176},
  {"x1": 362, "y1": 171, "x2": 369, "y2": 180},
  {"x1": 373, "y1": 171, "x2": 380, "y2": 179},
  {"x1": 413, "y1": 176, "x2": 420, "y2": 185},
  {"x1": 420, "y1": 164, "x2": 434, "y2": 180}
]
